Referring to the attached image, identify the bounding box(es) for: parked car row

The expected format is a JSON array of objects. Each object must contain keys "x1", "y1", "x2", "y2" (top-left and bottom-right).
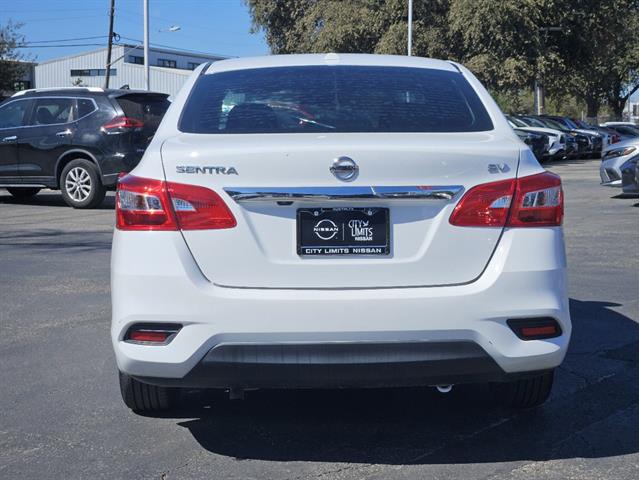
[
  {"x1": 506, "y1": 114, "x2": 637, "y2": 163},
  {"x1": 507, "y1": 113, "x2": 639, "y2": 196},
  {"x1": 1, "y1": 85, "x2": 636, "y2": 208},
  {"x1": 0, "y1": 87, "x2": 170, "y2": 208}
]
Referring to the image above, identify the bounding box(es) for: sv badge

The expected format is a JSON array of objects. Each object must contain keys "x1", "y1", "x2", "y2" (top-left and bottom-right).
[{"x1": 488, "y1": 163, "x2": 510, "y2": 174}]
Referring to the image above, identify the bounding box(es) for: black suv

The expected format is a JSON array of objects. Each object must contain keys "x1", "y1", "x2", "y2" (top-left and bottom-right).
[{"x1": 0, "y1": 87, "x2": 170, "y2": 208}]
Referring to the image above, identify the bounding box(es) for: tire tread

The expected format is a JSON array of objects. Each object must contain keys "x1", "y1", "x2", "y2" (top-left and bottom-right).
[
  {"x1": 119, "y1": 371, "x2": 175, "y2": 412},
  {"x1": 491, "y1": 370, "x2": 554, "y2": 408}
]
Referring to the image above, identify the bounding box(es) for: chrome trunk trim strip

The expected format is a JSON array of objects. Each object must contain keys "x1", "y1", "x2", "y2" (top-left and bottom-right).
[{"x1": 224, "y1": 186, "x2": 464, "y2": 203}]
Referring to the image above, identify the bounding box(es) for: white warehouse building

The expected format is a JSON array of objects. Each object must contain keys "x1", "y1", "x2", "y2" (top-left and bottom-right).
[{"x1": 35, "y1": 44, "x2": 227, "y2": 96}]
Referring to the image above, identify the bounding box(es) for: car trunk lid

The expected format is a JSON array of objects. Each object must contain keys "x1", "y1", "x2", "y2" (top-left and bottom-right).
[{"x1": 161, "y1": 132, "x2": 520, "y2": 288}]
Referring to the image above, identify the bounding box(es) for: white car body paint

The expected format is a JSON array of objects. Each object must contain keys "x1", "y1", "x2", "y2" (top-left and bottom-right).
[{"x1": 111, "y1": 54, "x2": 571, "y2": 387}]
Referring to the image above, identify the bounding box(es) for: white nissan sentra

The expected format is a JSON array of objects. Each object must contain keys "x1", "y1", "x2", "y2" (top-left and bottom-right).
[{"x1": 111, "y1": 54, "x2": 570, "y2": 412}]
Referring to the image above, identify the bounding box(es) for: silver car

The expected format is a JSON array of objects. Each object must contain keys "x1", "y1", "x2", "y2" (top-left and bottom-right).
[
  {"x1": 621, "y1": 155, "x2": 639, "y2": 195},
  {"x1": 600, "y1": 138, "x2": 639, "y2": 187}
]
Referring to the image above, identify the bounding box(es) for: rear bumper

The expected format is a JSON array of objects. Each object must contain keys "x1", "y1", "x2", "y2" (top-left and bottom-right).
[
  {"x1": 111, "y1": 227, "x2": 571, "y2": 387},
  {"x1": 136, "y1": 340, "x2": 548, "y2": 389}
]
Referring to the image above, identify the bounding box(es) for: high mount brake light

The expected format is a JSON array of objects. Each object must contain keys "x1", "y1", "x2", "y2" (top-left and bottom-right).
[
  {"x1": 116, "y1": 174, "x2": 236, "y2": 231},
  {"x1": 450, "y1": 172, "x2": 563, "y2": 228}
]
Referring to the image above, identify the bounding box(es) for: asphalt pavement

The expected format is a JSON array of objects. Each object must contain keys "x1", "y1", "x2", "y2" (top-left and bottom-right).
[{"x1": 1, "y1": 158, "x2": 638, "y2": 479}]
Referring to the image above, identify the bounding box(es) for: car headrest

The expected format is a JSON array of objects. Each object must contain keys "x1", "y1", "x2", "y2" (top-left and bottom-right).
[
  {"x1": 36, "y1": 107, "x2": 55, "y2": 125},
  {"x1": 226, "y1": 103, "x2": 278, "y2": 133}
]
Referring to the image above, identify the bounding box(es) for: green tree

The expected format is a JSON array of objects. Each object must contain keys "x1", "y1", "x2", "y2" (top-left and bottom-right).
[
  {"x1": 448, "y1": 0, "x2": 548, "y2": 92},
  {"x1": 245, "y1": 0, "x2": 639, "y2": 118},
  {"x1": 549, "y1": 0, "x2": 639, "y2": 118},
  {"x1": 0, "y1": 20, "x2": 29, "y2": 93},
  {"x1": 245, "y1": 0, "x2": 453, "y2": 57}
]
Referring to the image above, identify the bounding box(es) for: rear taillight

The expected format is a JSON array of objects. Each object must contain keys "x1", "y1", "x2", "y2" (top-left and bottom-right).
[
  {"x1": 116, "y1": 174, "x2": 236, "y2": 231},
  {"x1": 450, "y1": 172, "x2": 563, "y2": 228},
  {"x1": 449, "y1": 178, "x2": 515, "y2": 227},
  {"x1": 508, "y1": 172, "x2": 563, "y2": 227},
  {"x1": 167, "y1": 182, "x2": 237, "y2": 230},
  {"x1": 101, "y1": 116, "x2": 144, "y2": 134}
]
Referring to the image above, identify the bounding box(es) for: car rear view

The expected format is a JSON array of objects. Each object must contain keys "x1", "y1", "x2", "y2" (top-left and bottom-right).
[{"x1": 111, "y1": 54, "x2": 570, "y2": 412}]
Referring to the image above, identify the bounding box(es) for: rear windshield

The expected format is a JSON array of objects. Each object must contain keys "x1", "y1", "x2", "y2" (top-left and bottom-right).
[
  {"x1": 179, "y1": 66, "x2": 494, "y2": 134},
  {"x1": 115, "y1": 93, "x2": 170, "y2": 131}
]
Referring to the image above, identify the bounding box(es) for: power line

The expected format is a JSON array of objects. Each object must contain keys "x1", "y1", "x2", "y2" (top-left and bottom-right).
[
  {"x1": 7, "y1": 14, "x2": 106, "y2": 23},
  {"x1": 18, "y1": 36, "x2": 108, "y2": 44},
  {"x1": 14, "y1": 43, "x2": 106, "y2": 48}
]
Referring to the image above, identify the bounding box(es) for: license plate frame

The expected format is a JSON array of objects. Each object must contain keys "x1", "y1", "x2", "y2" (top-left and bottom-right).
[{"x1": 296, "y1": 207, "x2": 390, "y2": 256}]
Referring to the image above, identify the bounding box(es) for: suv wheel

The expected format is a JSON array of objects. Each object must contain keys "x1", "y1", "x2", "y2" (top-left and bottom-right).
[
  {"x1": 6, "y1": 187, "x2": 41, "y2": 198},
  {"x1": 491, "y1": 370, "x2": 554, "y2": 408},
  {"x1": 119, "y1": 371, "x2": 177, "y2": 412},
  {"x1": 60, "y1": 159, "x2": 106, "y2": 209}
]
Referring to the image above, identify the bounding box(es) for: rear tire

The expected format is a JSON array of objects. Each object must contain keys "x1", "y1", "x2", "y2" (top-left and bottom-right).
[
  {"x1": 60, "y1": 159, "x2": 106, "y2": 209},
  {"x1": 491, "y1": 370, "x2": 554, "y2": 408},
  {"x1": 7, "y1": 187, "x2": 41, "y2": 198},
  {"x1": 119, "y1": 371, "x2": 177, "y2": 412}
]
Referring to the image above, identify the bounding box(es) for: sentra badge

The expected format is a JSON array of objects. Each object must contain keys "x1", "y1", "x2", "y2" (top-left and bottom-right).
[{"x1": 176, "y1": 166, "x2": 238, "y2": 175}]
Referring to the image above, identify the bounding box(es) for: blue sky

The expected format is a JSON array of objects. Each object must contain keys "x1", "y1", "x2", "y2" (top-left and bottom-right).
[
  {"x1": 3, "y1": 0, "x2": 270, "y2": 61},
  {"x1": 3, "y1": 0, "x2": 638, "y2": 101}
]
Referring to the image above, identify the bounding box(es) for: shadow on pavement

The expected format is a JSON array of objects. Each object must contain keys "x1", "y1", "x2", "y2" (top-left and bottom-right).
[
  {"x1": 137, "y1": 298, "x2": 639, "y2": 464},
  {"x1": 0, "y1": 192, "x2": 115, "y2": 209},
  {"x1": 0, "y1": 229, "x2": 112, "y2": 252}
]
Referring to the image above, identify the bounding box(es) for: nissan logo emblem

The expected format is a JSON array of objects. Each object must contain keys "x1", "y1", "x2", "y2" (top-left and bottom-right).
[{"x1": 330, "y1": 156, "x2": 359, "y2": 181}]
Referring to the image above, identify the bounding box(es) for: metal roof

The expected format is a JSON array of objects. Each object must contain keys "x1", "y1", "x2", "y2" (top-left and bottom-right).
[{"x1": 37, "y1": 44, "x2": 230, "y2": 66}]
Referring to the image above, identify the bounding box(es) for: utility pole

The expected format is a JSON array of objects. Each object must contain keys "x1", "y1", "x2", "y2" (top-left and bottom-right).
[
  {"x1": 407, "y1": 0, "x2": 413, "y2": 56},
  {"x1": 104, "y1": 0, "x2": 116, "y2": 89},
  {"x1": 627, "y1": 72, "x2": 633, "y2": 121},
  {"x1": 535, "y1": 26, "x2": 562, "y2": 115},
  {"x1": 143, "y1": 0, "x2": 150, "y2": 90},
  {"x1": 534, "y1": 79, "x2": 545, "y2": 115}
]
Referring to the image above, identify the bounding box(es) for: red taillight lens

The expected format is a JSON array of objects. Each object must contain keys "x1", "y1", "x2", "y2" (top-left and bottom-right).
[
  {"x1": 101, "y1": 116, "x2": 144, "y2": 133},
  {"x1": 116, "y1": 175, "x2": 176, "y2": 230},
  {"x1": 116, "y1": 174, "x2": 236, "y2": 231},
  {"x1": 167, "y1": 182, "x2": 237, "y2": 230},
  {"x1": 449, "y1": 178, "x2": 515, "y2": 227},
  {"x1": 508, "y1": 172, "x2": 563, "y2": 227},
  {"x1": 450, "y1": 172, "x2": 563, "y2": 228}
]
